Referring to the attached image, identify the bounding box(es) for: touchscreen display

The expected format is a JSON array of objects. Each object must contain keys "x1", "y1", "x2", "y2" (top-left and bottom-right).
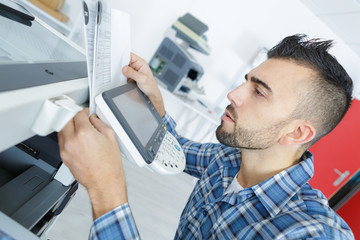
[{"x1": 112, "y1": 88, "x2": 159, "y2": 146}]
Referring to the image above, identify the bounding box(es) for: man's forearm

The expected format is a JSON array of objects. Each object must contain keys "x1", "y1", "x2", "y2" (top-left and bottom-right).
[{"x1": 87, "y1": 179, "x2": 128, "y2": 220}]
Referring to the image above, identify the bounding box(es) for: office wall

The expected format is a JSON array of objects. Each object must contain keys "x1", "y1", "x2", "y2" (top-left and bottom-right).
[
  {"x1": 110, "y1": 0, "x2": 360, "y2": 110},
  {"x1": 60, "y1": 0, "x2": 360, "y2": 140}
]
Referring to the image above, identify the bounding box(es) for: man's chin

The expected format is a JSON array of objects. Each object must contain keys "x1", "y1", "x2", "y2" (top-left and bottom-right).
[
  {"x1": 215, "y1": 127, "x2": 239, "y2": 148},
  {"x1": 215, "y1": 125, "x2": 223, "y2": 141},
  {"x1": 215, "y1": 124, "x2": 227, "y2": 138}
]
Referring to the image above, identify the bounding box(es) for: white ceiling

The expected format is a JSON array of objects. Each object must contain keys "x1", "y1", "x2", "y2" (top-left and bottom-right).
[{"x1": 301, "y1": 0, "x2": 360, "y2": 57}]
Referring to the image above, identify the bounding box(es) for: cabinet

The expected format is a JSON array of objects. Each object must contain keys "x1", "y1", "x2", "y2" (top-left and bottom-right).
[
  {"x1": 309, "y1": 99, "x2": 360, "y2": 198},
  {"x1": 336, "y1": 189, "x2": 360, "y2": 239},
  {"x1": 309, "y1": 99, "x2": 360, "y2": 238}
]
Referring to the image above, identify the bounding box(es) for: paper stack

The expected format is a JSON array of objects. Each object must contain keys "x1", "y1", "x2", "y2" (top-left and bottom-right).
[{"x1": 81, "y1": 0, "x2": 131, "y2": 114}]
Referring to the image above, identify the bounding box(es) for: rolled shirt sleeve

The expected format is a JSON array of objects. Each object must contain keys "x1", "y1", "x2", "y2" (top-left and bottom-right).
[{"x1": 89, "y1": 203, "x2": 140, "y2": 240}]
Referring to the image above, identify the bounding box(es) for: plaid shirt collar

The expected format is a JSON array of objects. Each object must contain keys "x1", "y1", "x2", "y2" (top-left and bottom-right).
[
  {"x1": 253, "y1": 151, "x2": 314, "y2": 217},
  {"x1": 205, "y1": 150, "x2": 314, "y2": 218}
]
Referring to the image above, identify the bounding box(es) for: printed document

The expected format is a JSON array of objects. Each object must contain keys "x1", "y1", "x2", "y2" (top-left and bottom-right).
[{"x1": 82, "y1": 0, "x2": 131, "y2": 114}]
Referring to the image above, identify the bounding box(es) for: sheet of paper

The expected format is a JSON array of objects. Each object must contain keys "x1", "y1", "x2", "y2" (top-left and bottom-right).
[
  {"x1": 82, "y1": 0, "x2": 131, "y2": 115},
  {"x1": 111, "y1": 8, "x2": 130, "y2": 86},
  {"x1": 92, "y1": 0, "x2": 111, "y2": 108},
  {"x1": 82, "y1": 0, "x2": 98, "y2": 114}
]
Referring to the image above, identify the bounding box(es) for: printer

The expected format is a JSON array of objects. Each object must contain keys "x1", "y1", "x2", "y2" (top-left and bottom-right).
[
  {"x1": 0, "y1": 2, "x2": 88, "y2": 238},
  {"x1": 149, "y1": 13, "x2": 210, "y2": 95}
]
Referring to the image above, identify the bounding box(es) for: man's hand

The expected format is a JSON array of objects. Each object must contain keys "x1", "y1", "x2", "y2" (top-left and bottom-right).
[
  {"x1": 122, "y1": 53, "x2": 165, "y2": 117},
  {"x1": 58, "y1": 108, "x2": 127, "y2": 219}
]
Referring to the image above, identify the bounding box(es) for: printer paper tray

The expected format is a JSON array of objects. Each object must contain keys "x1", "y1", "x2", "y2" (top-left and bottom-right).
[{"x1": 0, "y1": 165, "x2": 70, "y2": 229}]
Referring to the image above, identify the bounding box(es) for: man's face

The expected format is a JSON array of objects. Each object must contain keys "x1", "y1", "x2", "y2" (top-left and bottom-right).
[{"x1": 216, "y1": 58, "x2": 313, "y2": 149}]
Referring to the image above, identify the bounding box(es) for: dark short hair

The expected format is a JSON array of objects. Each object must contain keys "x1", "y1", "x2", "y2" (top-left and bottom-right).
[{"x1": 267, "y1": 34, "x2": 353, "y2": 146}]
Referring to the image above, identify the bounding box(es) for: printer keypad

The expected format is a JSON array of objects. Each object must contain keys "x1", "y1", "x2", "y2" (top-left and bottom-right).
[{"x1": 154, "y1": 131, "x2": 185, "y2": 172}]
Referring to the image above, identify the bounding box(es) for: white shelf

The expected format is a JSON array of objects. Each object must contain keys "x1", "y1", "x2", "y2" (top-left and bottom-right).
[{"x1": 17, "y1": 0, "x2": 72, "y2": 35}]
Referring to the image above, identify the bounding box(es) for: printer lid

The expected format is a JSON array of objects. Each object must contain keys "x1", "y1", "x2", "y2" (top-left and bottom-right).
[
  {"x1": 0, "y1": 8, "x2": 88, "y2": 152},
  {"x1": 0, "y1": 7, "x2": 87, "y2": 92}
]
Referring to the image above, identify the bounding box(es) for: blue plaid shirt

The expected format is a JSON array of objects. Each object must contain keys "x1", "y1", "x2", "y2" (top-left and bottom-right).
[{"x1": 89, "y1": 114, "x2": 354, "y2": 239}]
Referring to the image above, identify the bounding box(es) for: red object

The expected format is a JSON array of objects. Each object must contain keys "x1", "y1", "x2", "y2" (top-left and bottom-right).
[
  {"x1": 337, "y1": 190, "x2": 360, "y2": 238},
  {"x1": 309, "y1": 99, "x2": 360, "y2": 198}
]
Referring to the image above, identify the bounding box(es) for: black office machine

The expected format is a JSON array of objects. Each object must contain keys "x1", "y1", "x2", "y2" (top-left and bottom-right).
[{"x1": 149, "y1": 13, "x2": 210, "y2": 94}]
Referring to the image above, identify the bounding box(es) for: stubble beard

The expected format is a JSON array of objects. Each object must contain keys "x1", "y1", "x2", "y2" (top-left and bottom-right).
[{"x1": 215, "y1": 106, "x2": 290, "y2": 150}]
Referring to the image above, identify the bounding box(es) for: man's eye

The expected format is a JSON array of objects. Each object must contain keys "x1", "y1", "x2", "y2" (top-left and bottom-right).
[{"x1": 255, "y1": 89, "x2": 264, "y2": 97}]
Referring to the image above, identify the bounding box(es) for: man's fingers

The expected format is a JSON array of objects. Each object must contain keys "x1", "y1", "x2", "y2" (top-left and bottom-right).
[
  {"x1": 57, "y1": 131, "x2": 64, "y2": 150},
  {"x1": 73, "y1": 108, "x2": 93, "y2": 133},
  {"x1": 83, "y1": 108, "x2": 89, "y2": 116},
  {"x1": 127, "y1": 78, "x2": 135, "y2": 84},
  {"x1": 89, "y1": 114, "x2": 114, "y2": 137},
  {"x1": 58, "y1": 118, "x2": 75, "y2": 159},
  {"x1": 122, "y1": 66, "x2": 146, "y2": 84},
  {"x1": 129, "y1": 52, "x2": 144, "y2": 68},
  {"x1": 60, "y1": 117, "x2": 75, "y2": 141},
  {"x1": 129, "y1": 52, "x2": 139, "y2": 63}
]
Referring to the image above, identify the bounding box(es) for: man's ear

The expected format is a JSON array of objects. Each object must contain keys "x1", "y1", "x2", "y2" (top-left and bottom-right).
[{"x1": 279, "y1": 121, "x2": 316, "y2": 145}]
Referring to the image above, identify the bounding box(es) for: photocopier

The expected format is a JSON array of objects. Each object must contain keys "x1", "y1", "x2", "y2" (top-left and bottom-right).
[{"x1": 0, "y1": 1, "x2": 88, "y2": 238}]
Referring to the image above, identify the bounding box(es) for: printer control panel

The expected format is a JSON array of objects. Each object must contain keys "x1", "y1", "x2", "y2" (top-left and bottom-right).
[{"x1": 152, "y1": 131, "x2": 185, "y2": 173}]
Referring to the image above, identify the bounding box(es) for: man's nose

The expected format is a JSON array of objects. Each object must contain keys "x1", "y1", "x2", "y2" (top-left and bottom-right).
[{"x1": 227, "y1": 85, "x2": 246, "y2": 108}]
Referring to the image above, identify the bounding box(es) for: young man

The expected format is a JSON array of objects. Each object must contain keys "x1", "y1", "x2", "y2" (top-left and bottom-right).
[{"x1": 58, "y1": 34, "x2": 355, "y2": 239}]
